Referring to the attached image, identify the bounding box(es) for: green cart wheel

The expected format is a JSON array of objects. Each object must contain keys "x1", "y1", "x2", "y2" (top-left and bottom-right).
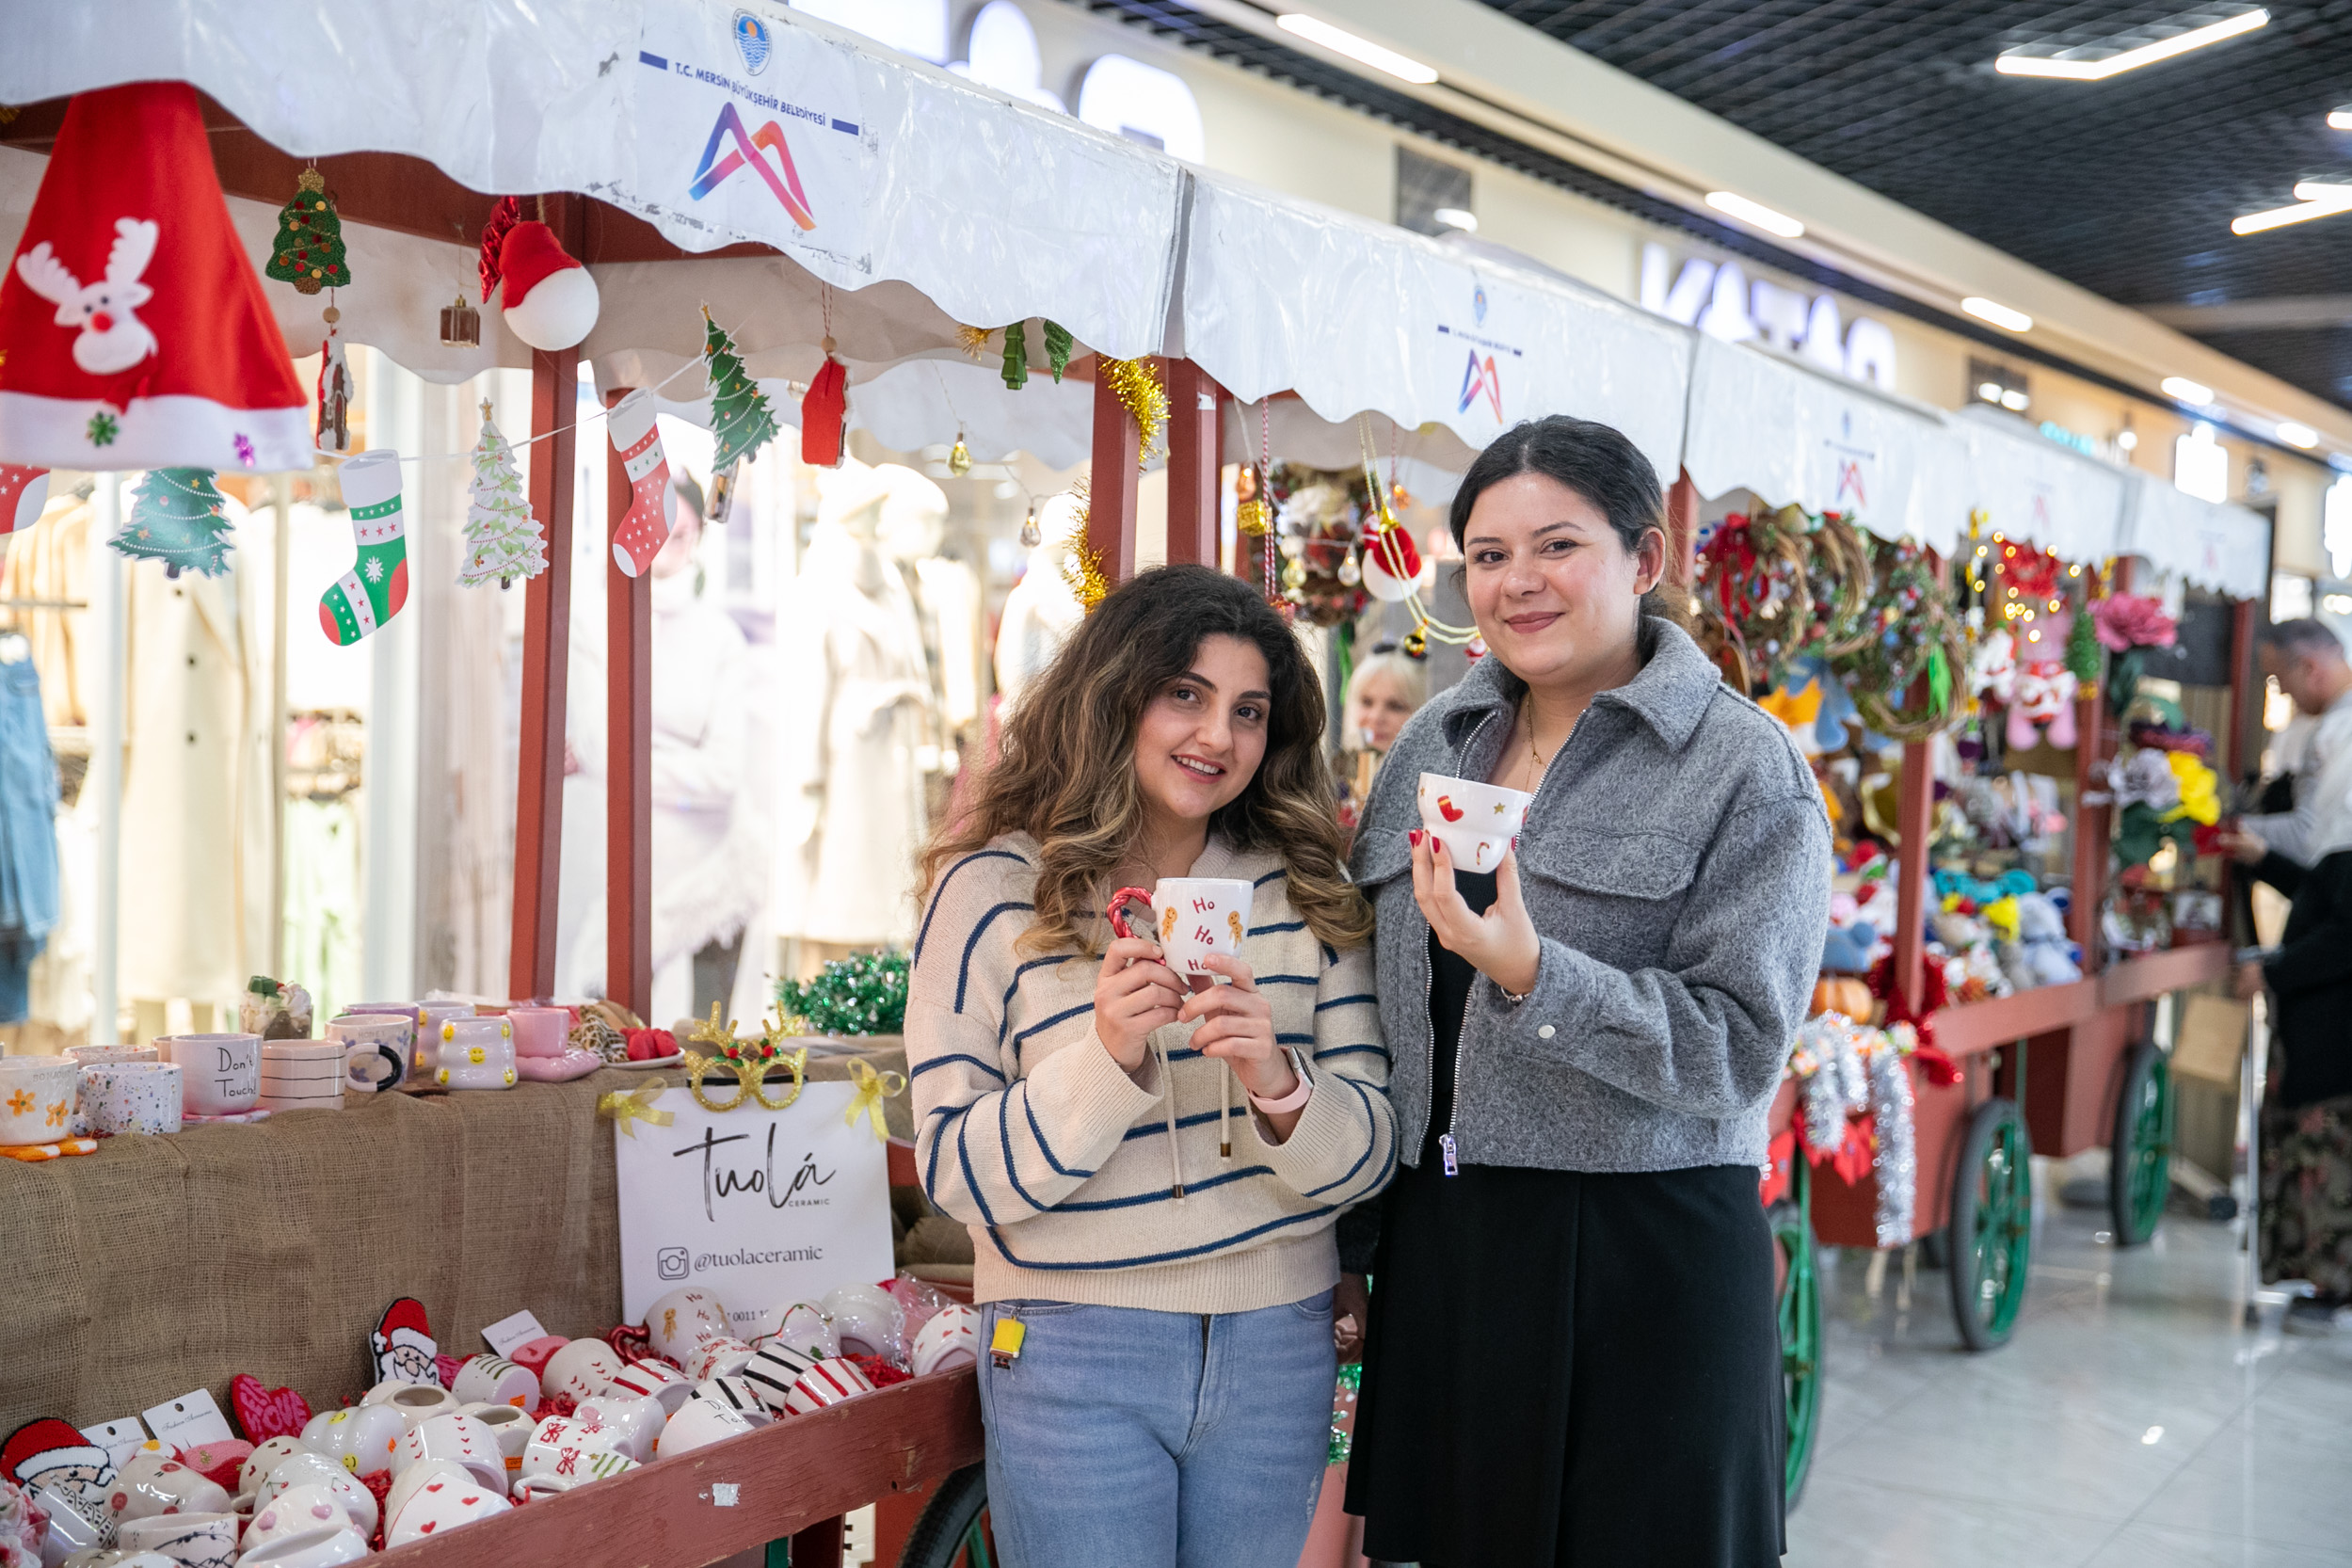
[
  {"x1": 2108, "y1": 1041, "x2": 2172, "y2": 1247},
  {"x1": 1947, "y1": 1096, "x2": 2032, "y2": 1352},
  {"x1": 1770, "y1": 1160, "x2": 1822, "y2": 1509},
  {"x1": 897, "y1": 1464, "x2": 994, "y2": 1568}
]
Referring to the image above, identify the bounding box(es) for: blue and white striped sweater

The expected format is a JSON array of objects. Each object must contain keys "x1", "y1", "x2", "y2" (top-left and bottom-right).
[{"x1": 907, "y1": 832, "x2": 1396, "y2": 1314}]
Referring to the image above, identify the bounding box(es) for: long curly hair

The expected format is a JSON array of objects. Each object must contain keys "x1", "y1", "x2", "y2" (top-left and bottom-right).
[{"x1": 922, "y1": 564, "x2": 1371, "y2": 956}]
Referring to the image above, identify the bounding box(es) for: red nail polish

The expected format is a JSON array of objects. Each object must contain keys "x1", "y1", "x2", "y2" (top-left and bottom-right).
[{"x1": 1408, "y1": 828, "x2": 1423, "y2": 847}]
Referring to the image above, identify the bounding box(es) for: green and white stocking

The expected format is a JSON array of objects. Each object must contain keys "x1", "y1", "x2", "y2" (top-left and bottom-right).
[{"x1": 320, "y1": 448, "x2": 409, "y2": 645}]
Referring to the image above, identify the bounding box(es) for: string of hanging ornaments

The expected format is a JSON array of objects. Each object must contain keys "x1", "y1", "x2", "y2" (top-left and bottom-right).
[
  {"x1": 1357, "y1": 416, "x2": 1478, "y2": 659},
  {"x1": 1692, "y1": 503, "x2": 1872, "y2": 695}
]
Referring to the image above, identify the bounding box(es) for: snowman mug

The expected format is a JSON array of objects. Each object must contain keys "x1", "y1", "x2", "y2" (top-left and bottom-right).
[{"x1": 1105, "y1": 878, "x2": 1255, "y2": 984}]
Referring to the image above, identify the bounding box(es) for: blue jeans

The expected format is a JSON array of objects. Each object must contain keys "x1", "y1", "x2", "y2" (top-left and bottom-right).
[{"x1": 976, "y1": 1291, "x2": 1336, "y2": 1568}]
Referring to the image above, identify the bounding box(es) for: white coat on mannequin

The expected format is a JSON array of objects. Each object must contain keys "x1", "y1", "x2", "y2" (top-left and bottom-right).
[{"x1": 991, "y1": 490, "x2": 1085, "y2": 711}]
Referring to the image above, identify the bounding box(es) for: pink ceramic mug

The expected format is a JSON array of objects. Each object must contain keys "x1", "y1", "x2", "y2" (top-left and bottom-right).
[{"x1": 505, "y1": 1006, "x2": 569, "y2": 1059}]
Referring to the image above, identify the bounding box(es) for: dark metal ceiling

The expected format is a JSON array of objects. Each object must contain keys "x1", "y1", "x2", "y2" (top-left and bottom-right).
[
  {"x1": 1085, "y1": 0, "x2": 2352, "y2": 419},
  {"x1": 1476, "y1": 1, "x2": 2352, "y2": 408}
]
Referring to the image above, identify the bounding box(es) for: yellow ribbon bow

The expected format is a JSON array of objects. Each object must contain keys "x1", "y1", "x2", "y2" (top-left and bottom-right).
[
  {"x1": 842, "y1": 1057, "x2": 907, "y2": 1143},
  {"x1": 598, "y1": 1079, "x2": 676, "y2": 1138}
]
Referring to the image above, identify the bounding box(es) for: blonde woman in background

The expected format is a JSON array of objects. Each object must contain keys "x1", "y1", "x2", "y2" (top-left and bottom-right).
[{"x1": 1331, "y1": 647, "x2": 1427, "y2": 836}]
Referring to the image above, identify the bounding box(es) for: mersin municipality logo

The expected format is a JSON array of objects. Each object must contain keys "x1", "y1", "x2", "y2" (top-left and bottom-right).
[
  {"x1": 691, "y1": 103, "x2": 818, "y2": 231},
  {"x1": 732, "y1": 10, "x2": 772, "y2": 73}
]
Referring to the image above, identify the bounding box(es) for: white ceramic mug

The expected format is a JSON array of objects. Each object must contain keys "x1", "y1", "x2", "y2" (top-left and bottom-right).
[
  {"x1": 157, "y1": 1034, "x2": 259, "y2": 1116},
  {"x1": 236, "y1": 1525, "x2": 370, "y2": 1568},
  {"x1": 780, "y1": 1357, "x2": 875, "y2": 1416},
  {"x1": 911, "y1": 1303, "x2": 980, "y2": 1375},
  {"x1": 681, "y1": 1336, "x2": 755, "y2": 1382},
  {"x1": 327, "y1": 1015, "x2": 411, "y2": 1094},
  {"x1": 740, "y1": 1342, "x2": 821, "y2": 1412},
  {"x1": 1416, "y1": 771, "x2": 1533, "y2": 873},
  {"x1": 394, "y1": 1413, "x2": 505, "y2": 1491},
  {"x1": 822, "y1": 1282, "x2": 906, "y2": 1360},
  {"x1": 257, "y1": 1041, "x2": 344, "y2": 1112},
  {"x1": 567, "y1": 1395, "x2": 664, "y2": 1464},
  {"x1": 520, "y1": 1416, "x2": 634, "y2": 1482},
  {"x1": 298, "y1": 1402, "x2": 405, "y2": 1480},
  {"x1": 243, "y1": 1485, "x2": 359, "y2": 1553},
  {"x1": 251, "y1": 1451, "x2": 376, "y2": 1534},
  {"x1": 434, "y1": 1016, "x2": 516, "y2": 1090},
  {"x1": 78, "y1": 1062, "x2": 183, "y2": 1135},
  {"x1": 1107, "y1": 877, "x2": 1256, "y2": 981},
  {"x1": 509, "y1": 1457, "x2": 634, "y2": 1501},
  {"x1": 361, "y1": 1380, "x2": 462, "y2": 1427},
  {"x1": 382, "y1": 1458, "x2": 472, "y2": 1529},
  {"x1": 646, "y1": 1287, "x2": 733, "y2": 1362},
  {"x1": 114, "y1": 1512, "x2": 238, "y2": 1568},
  {"x1": 540, "y1": 1338, "x2": 626, "y2": 1406},
  {"x1": 107, "y1": 1448, "x2": 231, "y2": 1523},
  {"x1": 655, "y1": 1398, "x2": 758, "y2": 1458},
  {"x1": 454, "y1": 1402, "x2": 535, "y2": 1480},
  {"x1": 690, "y1": 1376, "x2": 772, "y2": 1426},
  {"x1": 601, "y1": 1357, "x2": 694, "y2": 1416},
  {"x1": 235, "y1": 1437, "x2": 316, "y2": 1497},
  {"x1": 0, "y1": 1056, "x2": 79, "y2": 1145},
  {"x1": 452, "y1": 1354, "x2": 539, "y2": 1413}
]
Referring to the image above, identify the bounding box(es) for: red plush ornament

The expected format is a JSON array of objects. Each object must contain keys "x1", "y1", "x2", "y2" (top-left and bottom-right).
[
  {"x1": 1360, "y1": 523, "x2": 1421, "y2": 603},
  {"x1": 229, "y1": 1373, "x2": 312, "y2": 1444},
  {"x1": 0, "y1": 82, "x2": 307, "y2": 471},
  {"x1": 801, "y1": 353, "x2": 847, "y2": 467}
]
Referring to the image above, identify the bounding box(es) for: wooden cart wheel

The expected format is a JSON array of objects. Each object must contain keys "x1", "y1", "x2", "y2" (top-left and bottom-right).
[
  {"x1": 1947, "y1": 1096, "x2": 2033, "y2": 1352},
  {"x1": 1769, "y1": 1160, "x2": 1823, "y2": 1509},
  {"x1": 2108, "y1": 1041, "x2": 2172, "y2": 1247},
  {"x1": 897, "y1": 1464, "x2": 995, "y2": 1568}
]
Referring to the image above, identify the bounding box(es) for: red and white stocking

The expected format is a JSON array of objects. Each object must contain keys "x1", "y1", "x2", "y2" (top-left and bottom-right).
[{"x1": 607, "y1": 390, "x2": 672, "y2": 578}]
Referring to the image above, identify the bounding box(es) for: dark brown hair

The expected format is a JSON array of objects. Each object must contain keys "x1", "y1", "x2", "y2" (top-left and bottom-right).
[
  {"x1": 1448, "y1": 415, "x2": 1687, "y2": 627},
  {"x1": 920, "y1": 565, "x2": 1372, "y2": 955}
]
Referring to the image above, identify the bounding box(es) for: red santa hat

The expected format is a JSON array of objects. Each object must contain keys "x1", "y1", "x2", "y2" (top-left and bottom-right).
[
  {"x1": 479, "y1": 203, "x2": 600, "y2": 353},
  {"x1": 2, "y1": 1417, "x2": 112, "y2": 1489},
  {"x1": 0, "y1": 83, "x2": 307, "y2": 472},
  {"x1": 1360, "y1": 522, "x2": 1423, "y2": 602}
]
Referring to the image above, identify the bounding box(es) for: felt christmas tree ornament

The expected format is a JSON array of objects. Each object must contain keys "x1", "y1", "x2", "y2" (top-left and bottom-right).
[
  {"x1": 320, "y1": 449, "x2": 409, "y2": 644},
  {"x1": 700, "y1": 308, "x2": 777, "y2": 474},
  {"x1": 458, "y1": 406, "x2": 546, "y2": 588},
  {"x1": 264, "y1": 167, "x2": 350, "y2": 296},
  {"x1": 0, "y1": 466, "x2": 49, "y2": 536},
  {"x1": 0, "y1": 82, "x2": 308, "y2": 471},
  {"x1": 116, "y1": 467, "x2": 236, "y2": 578},
  {"x1": 478, "y1": 199, "x2": 600, "y2": 353},
  {"x1": 606, "y1": 389, "x2": 673, "y2": 577}
]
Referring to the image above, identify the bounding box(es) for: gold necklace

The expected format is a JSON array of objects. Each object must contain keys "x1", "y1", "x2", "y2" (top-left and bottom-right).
[{"x1": 1521, "y1": 697, "x2": 1551, "y2": 786}]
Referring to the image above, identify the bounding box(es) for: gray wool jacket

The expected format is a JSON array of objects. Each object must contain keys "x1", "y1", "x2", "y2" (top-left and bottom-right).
[{"x1": 1349, "y1": 616, "x2": 1832, "y2": 1184}]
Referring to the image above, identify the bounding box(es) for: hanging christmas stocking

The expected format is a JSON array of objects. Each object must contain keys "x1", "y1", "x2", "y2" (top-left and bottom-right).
[
  {"x1": 320, "y1": 447, "x2": 408, "y2": 644},
  {"x1": 608, "y1": 389, "x2": 672, "y2": 577}
]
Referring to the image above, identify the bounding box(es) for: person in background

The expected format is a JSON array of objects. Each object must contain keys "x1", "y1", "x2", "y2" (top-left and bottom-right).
[
  {"x1": 1331, "y1": 646, "x2": 1427, "y2": 836},
  {"x1": 2225, "y1": 621, "x2": 2352, "y2": 1336}
]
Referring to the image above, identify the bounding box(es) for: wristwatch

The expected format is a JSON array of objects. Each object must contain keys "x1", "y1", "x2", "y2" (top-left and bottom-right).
[{"x1": 1248, "y1": 1047, "x2": 1313, "y2": 1113}]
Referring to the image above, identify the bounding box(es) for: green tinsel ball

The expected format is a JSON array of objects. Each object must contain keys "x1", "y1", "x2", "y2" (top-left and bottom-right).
[{"x1": 777, "y1": 948, "x2": 910, "y2": 1037}]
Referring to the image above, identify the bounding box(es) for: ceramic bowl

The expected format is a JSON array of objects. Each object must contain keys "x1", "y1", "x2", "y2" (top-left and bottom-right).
[{"x1": 1416, "y1": 771, "x2": 1532, "y2": 873}]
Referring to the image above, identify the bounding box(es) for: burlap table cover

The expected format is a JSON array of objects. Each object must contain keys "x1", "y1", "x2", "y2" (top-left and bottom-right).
[{"x1": 0, "y1": 1048, "x2": 911, "y2": 1433}]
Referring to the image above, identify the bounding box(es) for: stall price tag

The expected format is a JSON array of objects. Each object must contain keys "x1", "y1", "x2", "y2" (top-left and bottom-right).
[
  {"x1": 80, "y1": 1418, "x2": 149, "y2": 1469},
  {"x1": 482, "y1": 1310, "x2": 549, "y2": 1356},
  {"x1": 141, "y1": 1390, "x2": 234, "y2": 1450},
  {"x1": 613, "y1": 1080, "x2": 891, "y2": 1341}
]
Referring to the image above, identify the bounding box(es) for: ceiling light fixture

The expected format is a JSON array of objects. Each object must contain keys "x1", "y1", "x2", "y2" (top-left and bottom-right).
[
  {"x1": 2232, "y1": 186, "x2": 2352, "y2": 234},
  {"x1": 2161, "y1": 376, "x2": 2214, "y2": 404},
  {"x1": 2330, "y1": 107, "x2": 2352, "y2": 131},
  {"x1": 1274, "y1": 14, "x2": 1439, "y2": 84},
  {"x1": 1704, "y1": 190, "x2": 1805, "y2": 238},
  {"x1": 2000, "y1": 389, "x2": 2031, "y2": 411},
  {"x1": 1977, "y1": 382, "x2": 2005, "y2": 402},
  {"x1": 1962, "y1": 296, "x2": 2033, "y2": 332},
  {"x1": 2278, "y1": 421, "x2": 2319, "y2": 448},
  {"x1": 1995, "y1": 8, "x2": 2267, "y2": 80},
  {"x1": 1432, "y1": 207, "x2": 1479, "y2": 232}
]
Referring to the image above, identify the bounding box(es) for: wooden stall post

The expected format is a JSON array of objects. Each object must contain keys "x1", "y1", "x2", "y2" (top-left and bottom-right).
[
  {"x1": 1163, "y1": 360, "x2": 1222, "y2": 568},
  {"x1": 1892, "y1": 739, "x2": 1933, "y2": 1017},
  {"x1": 606, "y1": 388, "x2": 654, "y2": 1020},
  {"x1": 1665, "y1": 471, "x2": 1700, "y2": 592},
  {"x1": 1089, "y1": 362, "x2": 1142, "y2": 582},
  {"x1": 507, "y1": 246, "x2": 582, "y2": 1001}
]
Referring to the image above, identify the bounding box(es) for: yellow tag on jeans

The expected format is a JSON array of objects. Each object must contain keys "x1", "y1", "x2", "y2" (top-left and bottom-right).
[{"x1": 989, "y1": 1317, "x2": 1026, "y2": 1364}]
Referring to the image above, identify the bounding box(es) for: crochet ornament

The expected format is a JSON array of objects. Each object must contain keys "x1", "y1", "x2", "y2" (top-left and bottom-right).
[
  {"x1": 457, "y1": 405, "x2": 546, "y2": 589},
  {"x1": 606, "y1": 389, "x2": 673, "y2": 577},
  {"x1": 477, "y1": 197, "x2": 600, "y2": 353},
  {"x1": 0, "y1": 82, "x2": 308, "y2": 471},
  {"x1": 700, "y1": 308, "x2": 777, "y2": 474},
  {"x1": 1832, "y1": 536, "x2": 1966, "y2": 743},
  {"x1": 115, "y1": 467, "x2": 234, "y2": 578},
  {"x1": 264, "y1": 168, "x2": 349, "y2": 296},
  {"x1": 320, "y1": 449, "x2": 408, "y2": 644}
]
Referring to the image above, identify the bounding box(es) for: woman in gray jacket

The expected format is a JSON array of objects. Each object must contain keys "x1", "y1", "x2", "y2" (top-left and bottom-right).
[{"x1": 1342, "y1": 416, "x2": 1832, "y2": 1567}]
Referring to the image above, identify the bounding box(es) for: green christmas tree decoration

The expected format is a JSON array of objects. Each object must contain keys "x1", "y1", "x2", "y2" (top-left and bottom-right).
[
  {"x1": 264, "y1": 168, "x2": 349, "y2": 296},
  {"x1": 458, "y1": 404, "x2": 548, "y2": 589},
  {"x1": 777, "y1": 949, "x2": 909, "y2": 1037},
  {"x1": 2064, "y1": 599, "x2": 2101, "y2": 686},
  {"x1": 116, "y1": 468, "x2": 235, "y2": 579},
  {"x1": 1042, "y1": 319, "x2": 1073, "y2": 383},
  {"x1": 1000, "y1": 322, "x2": 1029, "y2": 391},
  {"x1": 701, "y1": 307, "x2": 779, "y2": 474}
]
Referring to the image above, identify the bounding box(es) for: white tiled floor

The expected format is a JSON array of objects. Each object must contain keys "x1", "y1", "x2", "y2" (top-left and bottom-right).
[{"x1": 1787, "y1": 1170, "x2": 2352, "y2": 1567}]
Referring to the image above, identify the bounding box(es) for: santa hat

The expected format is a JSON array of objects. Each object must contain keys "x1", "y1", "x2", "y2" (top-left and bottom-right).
[
  {"x1": 1360, "y1": 523, "x2": 1423, "y2": 602},
  {"x1": 479, "y1": 204, "x2": 600, "y2": 353},
  {"x1": 370, "y1": 1297, "x2": 437, "y2": 1374},
  {"x1": 0, "y1": 83, "x2": 307, "y2": 472},
  {"x1": 0, "y1": 465, "x2": 49, "y2": 536},
  {"x1": 2, "y1": 1417, "x2": 111, "y2": 1487}
]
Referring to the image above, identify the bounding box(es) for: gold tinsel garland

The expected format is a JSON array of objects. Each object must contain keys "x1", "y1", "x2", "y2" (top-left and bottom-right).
[
  {"x1": 954, "y1": 324, "x2": 992, "y2": 360},
  {"x1": 1059, "y1": 477, "x2": 1110, "y2": 613},
  {"x1": 1096, "y1": 357, "x2": 1169, "y2": 470}
]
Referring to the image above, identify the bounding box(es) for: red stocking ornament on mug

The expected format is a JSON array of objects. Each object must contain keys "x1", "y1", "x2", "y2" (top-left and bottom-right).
[{"x1": 606, "y1": 389, "x2": 672, "y2": 577}]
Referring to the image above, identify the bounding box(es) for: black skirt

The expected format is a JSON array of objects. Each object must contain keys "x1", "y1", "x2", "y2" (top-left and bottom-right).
[{"x1": 1345, "y1": 872, "x2": 1784, "y2": 1567}]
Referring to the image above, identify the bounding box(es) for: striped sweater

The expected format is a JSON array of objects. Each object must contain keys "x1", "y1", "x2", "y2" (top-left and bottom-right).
[{"x1": 907, "y1": 832, "x2": 1397, "y2": 1314}]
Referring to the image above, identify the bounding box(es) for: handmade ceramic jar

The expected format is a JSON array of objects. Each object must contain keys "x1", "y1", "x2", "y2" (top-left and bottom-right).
[{"x1": 433, "y1": 1016, "x2": 516, "y2": 1090}]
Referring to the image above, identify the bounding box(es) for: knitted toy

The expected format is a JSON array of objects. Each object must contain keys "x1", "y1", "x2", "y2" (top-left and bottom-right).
[
  {"x1": 1995, "y1": 891, "x2": 2082, "y2": 991},
  {"x1": 2007, "y1": 660, "x2": 2078, "y2": 750}
]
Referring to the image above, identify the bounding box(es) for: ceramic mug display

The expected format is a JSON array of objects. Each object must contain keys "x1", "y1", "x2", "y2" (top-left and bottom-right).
[
  {"x1": 566, "y1": 1395, "x2": 664, "y2": 1464},
  {"x1": 1106, "y1": 877, "x2": 1256, "y2": 982},
  {"x1": 654, "y1": 1398, "x2": 758, "y2": 1458},
  {"x1": 393, "y1": 1413, "x2": 505, "y2": 1491},
  {"x1": 78, "y1": 1062, "x2": 183, "y2": 1135},
  {"x1": 646, "y1": 1287, "x2": 733, "y2": 1361},
  {"x1": 433, "y1": 1016, "x2": 516, "y2": 1090},
  {"x1": 504, "y1": 1006, "x2": 569, "y2": 1059},
  {"x1": 250, "y1": 1451, "x2": 376, "y2": 1533},
  {"x1": 326, "y1": 1014, "x2": 411, "y2": 1095},
  {"x1": 0, "y1": 1055, "x2": 79, "y2": 1144},
  {"x1": 298, "y1": 1402, "x2": 405, "y2": 1479},
  {"x1": 1416, "y1": 771, "x2": 1533, "y2": 872},
  {"x1": 156, "y1": 1034, "x2": 259, "y2": 1116},
  {"x1": 235, "y1": 1437, "x2": 316, "y2": 1496},
  {"x1": 361, "y1": 1380, "x2": 460, "y2": 1427},
  {"x1": 234, "y1": 1525, "x2": 371, "y2": 1567},
  {"x1": 106, "y1": 1448, "x2": 230, "y2": 1523},
  {"x1": 257, "y1": 1041, "x2": 344, "y2": 1112},
  {"x1": 538, "y1": 1338, "x2": 625, "y2": 1406},
  {"x1": 113, "y1": 1511, "x2": 238, "y2": 1568},
  {"x1": 409, "y1": 1003, "x2": 476, "y2": 1077},
  {"x1": 740, "y1": 1342, "x2": 820, "y2": 1413},
  {"x1": 911, "y1": 1304, "x2": 981, "y2": 1375},
  {"x1": 452, "y1": 1354, "x2": 538, "y2": 1413},
  {"x1": 453, "y1": 1402, "x2": 534, "y2": 1478},
  {"x1": 601, "y1": 1358, "x2": 693, "y2": 1416},
  {"x1": 340, "y1": 1003, "x2": 424, "y2": 1082}
]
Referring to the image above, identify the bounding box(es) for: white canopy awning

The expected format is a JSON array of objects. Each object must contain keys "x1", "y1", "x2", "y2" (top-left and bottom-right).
[
  {"x1": 1947, "y1": 405, "x2": 2124, "y2": 568},
  {"x1": 2119, "y1": 469, "x2": 2271, "y2": 600},
  {"x1": 1178, "y1": 172, "x2": 1694, "y2": 485}
]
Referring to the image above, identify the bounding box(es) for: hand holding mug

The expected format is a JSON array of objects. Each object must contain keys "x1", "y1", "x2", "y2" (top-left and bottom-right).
[
  {"x1": 1178, "y1": 953, "x2": 1288, "y2": 1100},
  {"x1": 1094, "y1": 936, "x2": 1184, "y2": 1072},
  {"x1": 1411, "y1": 830, "x2": 1542, "y2": 999}
]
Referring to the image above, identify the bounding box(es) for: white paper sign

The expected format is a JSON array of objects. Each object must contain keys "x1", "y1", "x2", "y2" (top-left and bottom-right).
[
  {"x1": 80, "y1": 1418, "x2": 149, "y2": 1469},
  {"x1": 626, "y1": 0, "x2": 872, "y2": 275},
  {"x1": 482, "y1": 1310, "x2": 550, "y2": 1357},
  {"x1": 141, "y1": 1390, "x2": 234, "y2": 1450},
  {"x1": 614, "y1": 1080, "x2": 893, "y2": 1341}
]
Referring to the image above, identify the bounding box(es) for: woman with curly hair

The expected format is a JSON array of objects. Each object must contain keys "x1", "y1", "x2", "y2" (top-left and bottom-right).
[{"x1": 907, "y1": 564, "x2": 1396, "y2": 1568}]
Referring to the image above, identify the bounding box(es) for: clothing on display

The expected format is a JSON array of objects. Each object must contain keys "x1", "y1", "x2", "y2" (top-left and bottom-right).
[
  {"x1": 0, "y1": 495, "x2": 91, "y2": 727},
  {"x1": 0, "y1": 648, "x2": 59, "y2": 1022},
  {"x1": 991, "y1": 491, "x2": 1086, "y2": 711},
  {"x1": 281, "y1": 794, "x2": 361, "y2": 1027}
]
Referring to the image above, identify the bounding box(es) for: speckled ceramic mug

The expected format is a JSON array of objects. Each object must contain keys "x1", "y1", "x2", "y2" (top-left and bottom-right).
[{"x1": 78, "y1": 1062, "x2": 183, "y2": 1136}]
